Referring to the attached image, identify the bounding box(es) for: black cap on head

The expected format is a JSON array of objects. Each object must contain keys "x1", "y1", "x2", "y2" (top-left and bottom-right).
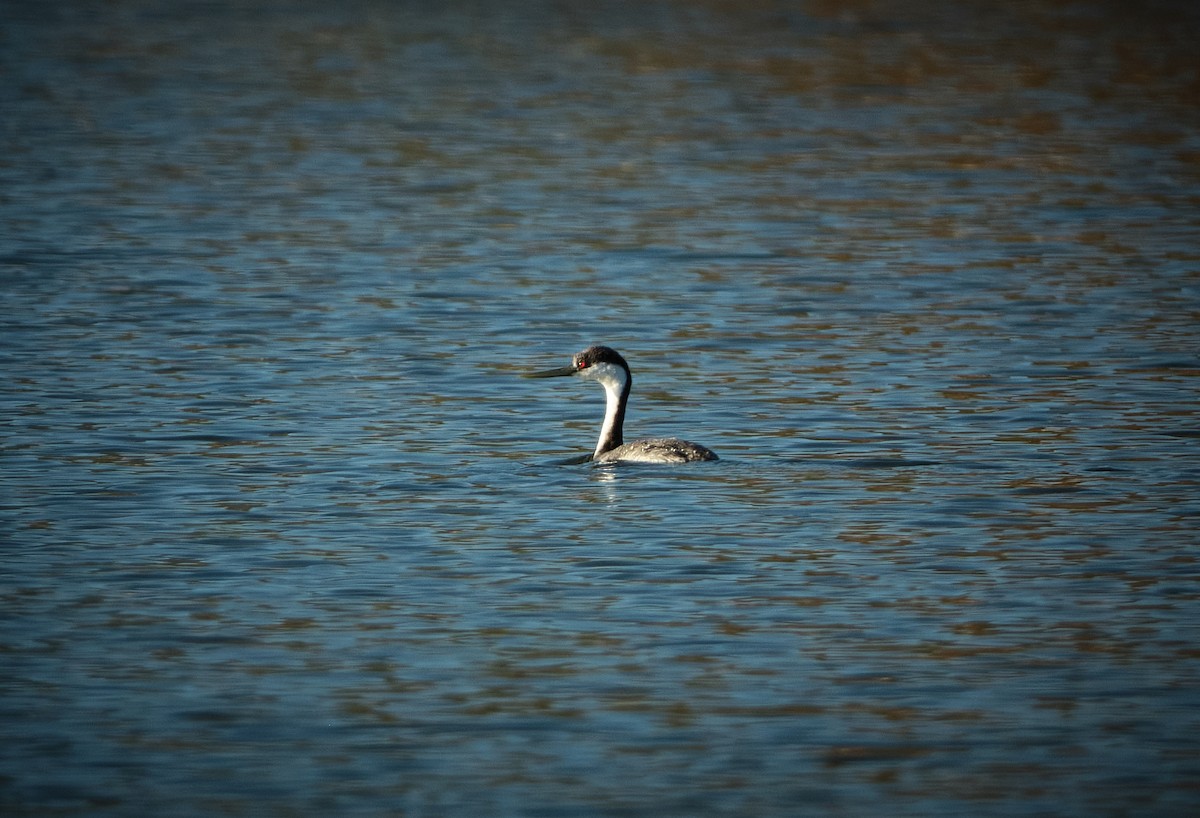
[{"x1": 573, "y1": 345, "x2": 628, "y2": 372}]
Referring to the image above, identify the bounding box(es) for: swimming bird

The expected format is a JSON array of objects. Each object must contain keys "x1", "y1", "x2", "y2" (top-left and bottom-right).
[{"x1": 526, "y1": 345, "x2": 718, "y2": 464}]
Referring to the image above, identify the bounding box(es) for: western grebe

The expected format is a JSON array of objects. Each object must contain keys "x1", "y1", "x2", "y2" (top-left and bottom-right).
[{"x1": 526, "y1": 345, "x2": 718, "y2": 464}]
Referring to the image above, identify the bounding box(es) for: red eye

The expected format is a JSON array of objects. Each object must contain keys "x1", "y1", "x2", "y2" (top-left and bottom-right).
[{"x1": 577, "y1": 360, "x2": 589, "y2": 369}]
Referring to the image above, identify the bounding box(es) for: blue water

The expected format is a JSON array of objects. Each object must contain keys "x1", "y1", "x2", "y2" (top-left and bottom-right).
[{"x1": 3, "y1": 1, "x2": 1199, "y2": 816}]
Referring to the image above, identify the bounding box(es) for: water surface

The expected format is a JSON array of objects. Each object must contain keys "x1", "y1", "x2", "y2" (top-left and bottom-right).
[{"x1": 2, "y1": 1, "x2": 1199, "y2": 816}]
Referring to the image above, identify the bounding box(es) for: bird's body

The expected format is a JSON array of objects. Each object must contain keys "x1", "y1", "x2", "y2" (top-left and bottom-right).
[
  {"x1": 593, "y1": 437, "x2": 717, "y2": 464},
  {"x1": 527, "y1": 345, "x2": 718, "y2": 464}
]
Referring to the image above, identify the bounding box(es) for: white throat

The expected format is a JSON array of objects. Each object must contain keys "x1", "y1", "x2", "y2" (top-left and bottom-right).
[{"x1": 578, "y1": 362, "x2": 628, "y2": 458}]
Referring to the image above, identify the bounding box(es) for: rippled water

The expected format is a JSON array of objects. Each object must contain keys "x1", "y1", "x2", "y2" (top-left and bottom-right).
[{"x1": 3, "y1": 1, "x2": 1199, "y2": 816}]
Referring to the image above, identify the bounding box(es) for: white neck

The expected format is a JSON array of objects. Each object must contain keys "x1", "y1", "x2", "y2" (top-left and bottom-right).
[
  {"x1": 595, "y1": 376, "x2": 624, "y2": 459},
  {"x1": 578, "y1": 362, "x2": 629, "y2": 458}
]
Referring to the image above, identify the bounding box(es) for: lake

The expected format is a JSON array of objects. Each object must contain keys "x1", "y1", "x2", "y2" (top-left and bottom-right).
[{"x1": 2, "y1": 1, "x2": 1199, "y2": 816}]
